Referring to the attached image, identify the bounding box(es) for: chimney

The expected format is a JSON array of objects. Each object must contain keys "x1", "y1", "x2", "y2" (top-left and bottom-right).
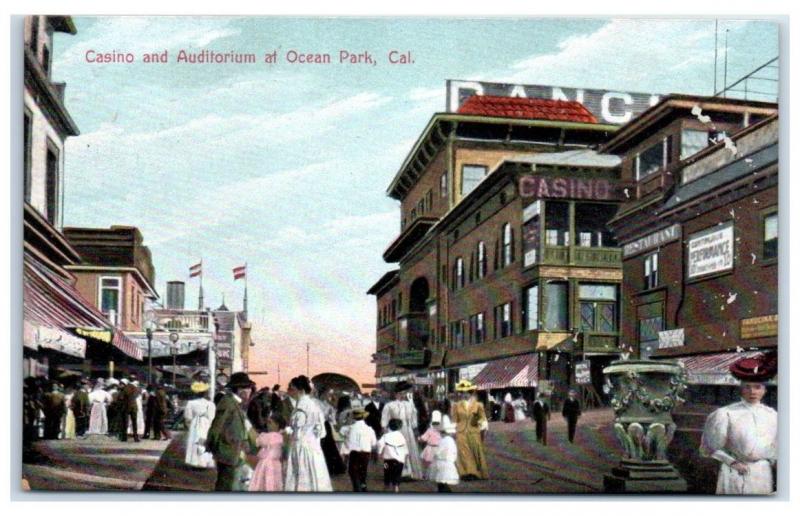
[{"x1": 166, "y1": 281, "x2": 185, "y2": 310}]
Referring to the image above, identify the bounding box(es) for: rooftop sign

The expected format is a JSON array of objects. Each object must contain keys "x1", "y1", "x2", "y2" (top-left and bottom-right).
[{"x1": 446, "y1": 79, "x2": 660, "y2": 125}]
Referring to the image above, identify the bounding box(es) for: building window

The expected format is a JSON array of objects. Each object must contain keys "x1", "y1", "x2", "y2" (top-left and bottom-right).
[
  {"x1": 502, "y1": 223, "x2": 514, "y2": 266},
  {"x1": 681, "y1": 129, "x2": 708, "y2": 159},
  {"x1": 575, "y1": 203, "x2": 618, "y2": 247},
  {"x1": 453, "y1": 257, "x2": 464, "y2": 290},
  {"x1": 451, "y1": 320, "x2": 466, "y2": 349},
  {"x1": 545, "y1": 201, "x2": 569, "y2": 246},
  {"x1": 470, "y1": 313, "x2": 485, "y2": 344},
  {"x1": 524, "y1": 284, "x2": 539, "y2": 330},
  {"x1": 440, "y1": 172, "x2": 447, "y2": 198},
  {"x1": 461, "y1": 164, "x2": 487, "y2": 196},
  {"x1": 639, "y1": 316, "x2": 664, "y2": 359},
  {"x1": 495, "y1": 302, "x2": 512, "y2": 338},
  {"x1": 578, "y1": 284, "x2": 618, "y2": 334},
  {"x1": 99, "y1": 277, "x2": 122, "y2": 325},
  {"x1": 426, "y1": 190, "x2": 433, "y2": 212},
  {"x1": 635, "y1": 136, "x2": 672, "y2": 180},
  {"x1": 644, "y1": 252, "x2": 659, "y2": 289},
  {"x1": 45, "y1": 143, "x2": 59, "y2": 225},
  {"x1": 544, "y1": 281, "x2": 569, "y2": 331},
  {"x1": 764, "y1": 211, "x2": 777, "y2": 261},
  {"x1": 24, "y1": 110, "x2": 32, "y2": 202},
  {"x1": 477, "y1": 241, "x2": 486, "y2": 279}
]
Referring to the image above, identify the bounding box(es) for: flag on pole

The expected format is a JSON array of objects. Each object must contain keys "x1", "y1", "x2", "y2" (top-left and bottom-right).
[
  {"x1": 233, "y1": 264, "x2": 247, "y2": 281},
  {"x1": 189, "y1": 261, "x2": 202, "y2": 278}
]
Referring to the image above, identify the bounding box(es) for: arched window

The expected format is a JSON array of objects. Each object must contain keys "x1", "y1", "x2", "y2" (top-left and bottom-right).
[{"x1": 477, "y1": 241, "x2": 486, "y2": 279}]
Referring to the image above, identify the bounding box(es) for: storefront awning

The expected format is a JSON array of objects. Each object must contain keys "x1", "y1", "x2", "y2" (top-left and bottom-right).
[
  {"x1": 672, "y1": 351, "x2": 774, "y2": 386},
  {"x1": 472, "y1": 353, "x2": 539, "y2": 390},
  {"x1": 24, "y1": 254, "x2": 142, "y2": 361}
]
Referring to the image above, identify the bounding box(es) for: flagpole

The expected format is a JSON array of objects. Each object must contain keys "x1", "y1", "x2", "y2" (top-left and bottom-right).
[
  {"x1": 198, "y1": 258, "x2": 204, "y2": 310},
  {"x1": 243, "y1": 261, "x2": 248, "y2": 320}
]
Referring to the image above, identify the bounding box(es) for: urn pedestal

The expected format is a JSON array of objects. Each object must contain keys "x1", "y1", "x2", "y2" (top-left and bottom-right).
[{"x1": 602, "y1": 360, "x2": 688, "y2": 494}]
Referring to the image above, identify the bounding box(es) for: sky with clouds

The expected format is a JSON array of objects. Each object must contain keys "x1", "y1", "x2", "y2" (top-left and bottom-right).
[{"x1": 51, "y1": 17, "x2": 778, "y2": 387}]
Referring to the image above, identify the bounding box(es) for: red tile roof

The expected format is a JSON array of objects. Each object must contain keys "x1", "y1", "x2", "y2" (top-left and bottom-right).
[{"x1": 457, "y1": 95, "x2": 598, "y2": 124}]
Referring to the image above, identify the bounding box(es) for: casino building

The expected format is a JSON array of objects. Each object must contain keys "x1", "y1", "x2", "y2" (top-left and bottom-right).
[
  {"x1": 370, "y1": 86, "x2": 779, "y2": 413},
  {"x1": 368, "y1": 94, "x2": 630, "y2": 405}
]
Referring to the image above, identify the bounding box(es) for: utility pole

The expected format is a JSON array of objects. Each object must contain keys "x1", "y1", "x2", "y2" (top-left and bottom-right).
[
  {"x1": 306, "y1": 342, "x2": 310, "y2": 377},
  {"x1": 713, "y1": 19, "x2": 718, "y2": 94},
  {"x1": 723, "y1": 28, "x2": 730, "y2": 97}
]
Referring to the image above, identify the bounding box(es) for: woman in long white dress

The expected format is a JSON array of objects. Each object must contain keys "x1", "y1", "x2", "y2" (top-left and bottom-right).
[
  {"x1": 87, "y1": 381, "x2": 111, "y2": 435},
  {"x1": 63, "y1": 389, "x2": 76, "y2": 439},
  {"x1": 512, "y1": 395, "x2": 527, "y2": 422},
  {"x1": 183, "y1": 383, "x2": 216, "y2": 468},
  {"x1": 284, "y1": 376, "x2": 333, "y2": 492},
  {"x1": 381, "y1": 383, "x2": 424, "y2": 480}
]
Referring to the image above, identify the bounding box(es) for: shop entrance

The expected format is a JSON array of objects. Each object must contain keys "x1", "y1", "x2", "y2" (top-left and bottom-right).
[{"x1": 589, "y1": 354, "x2": 616, "y2": 405}]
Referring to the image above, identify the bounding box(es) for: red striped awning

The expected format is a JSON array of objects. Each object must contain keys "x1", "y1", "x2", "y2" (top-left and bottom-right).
[
  {"x1": 672, "y1": 351, "x2": 769, "y2": 386},
  {"x1": 23, "y1": 254, "x2": 143, "y2": 361},
  {"x1": 472, "y1": 353, "x2": 539, "y2": 390}
]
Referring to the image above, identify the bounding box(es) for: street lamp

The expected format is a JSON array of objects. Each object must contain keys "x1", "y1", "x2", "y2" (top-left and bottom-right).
[
  {"x1": 169, "y1": 331, "x2": 180, "y2": 387},
  {"x1": 145, "y1": 320, "x2": 155, "y2": 385}
]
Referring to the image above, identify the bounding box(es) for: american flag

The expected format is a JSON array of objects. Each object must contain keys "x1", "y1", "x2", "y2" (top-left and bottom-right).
[
  {"x1": 233, "y1": 264, "x2": 246, "y2": 281},
  {"x1": 189, "y1": 261, "x2": 202, "y2": 278}
]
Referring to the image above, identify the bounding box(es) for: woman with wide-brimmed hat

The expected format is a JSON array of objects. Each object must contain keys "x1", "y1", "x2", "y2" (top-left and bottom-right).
[
  {"x1": 183, "y1": 381, "x2": 216, "y2": 469},
  {"x1": 451, "y1": 379, "x2": 489, "y2": 480}
]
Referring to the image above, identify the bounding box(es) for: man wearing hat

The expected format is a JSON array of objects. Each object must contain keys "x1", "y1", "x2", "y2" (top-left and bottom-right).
[
  {"x1": 380, "y1": 381, "x2": 424, "y2": 480},
  {"x1": 42, "y1": 383, "x2": 66, "y2": 440},
  {"x1": 364, "y1": 390, "x2": 384, "y2": 438},
  {"x1": 118, "y1": 376, "x2": 141, "y2": 442},
  {"x1": 343, "y1": 408, "x2": 377, "y2": 491},
  {"x1": 452, "y1": 379, "x2": 489, "y2": 480},
  {"x1": 206, "y1": 372, "x2": 258, "y2": 491},
  {"x1": 700, "y1": 351, "x2": 777, "y2": 494},
  {"x1": 72, "y1": 379, "x2": 91, "y2": 438}
]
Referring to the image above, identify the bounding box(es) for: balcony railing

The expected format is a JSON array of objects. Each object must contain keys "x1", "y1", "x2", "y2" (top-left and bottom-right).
[
  {"x1": 151, "y1": 310, "x2": 213, "y2": 332},
  {"x1": 541, "y1": 246, "x2": 622, "y2": 268}
]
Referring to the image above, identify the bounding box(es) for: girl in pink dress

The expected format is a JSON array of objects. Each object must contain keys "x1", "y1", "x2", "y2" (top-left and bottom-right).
[
  {"x1": 249, "y1": 414, "x2": 286, "y2": 492},
  {"x1": 419, "y1": 410, "x2": 443, "y2": 481}
]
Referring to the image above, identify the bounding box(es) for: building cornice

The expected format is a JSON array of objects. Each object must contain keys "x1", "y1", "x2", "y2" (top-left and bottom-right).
[{"x1": 24, "y1": 48, "x2": 79, "y2": 137}]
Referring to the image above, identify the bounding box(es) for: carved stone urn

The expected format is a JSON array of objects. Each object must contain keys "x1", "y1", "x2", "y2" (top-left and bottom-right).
[{"x1": 603, "y1": 359, "x2": 689, "y2": 493}]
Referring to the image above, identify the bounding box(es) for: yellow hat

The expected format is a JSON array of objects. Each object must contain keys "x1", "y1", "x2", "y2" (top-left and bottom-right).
[
  {"x1": 191, "y1": 381, "x2": 210, "y2": 394},
  {"x1": 455, "y1": 379, "x2": 477, "y2": 392}
]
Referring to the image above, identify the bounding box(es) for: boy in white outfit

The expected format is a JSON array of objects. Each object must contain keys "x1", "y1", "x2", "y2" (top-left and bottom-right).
[{"x1": 376, "y1": 418, "x2": 408, "y2": 492}]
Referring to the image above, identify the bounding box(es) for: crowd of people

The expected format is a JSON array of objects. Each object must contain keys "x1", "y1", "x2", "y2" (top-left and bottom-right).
[
  {"x1": 23, "y1": 374, "x2": 176, "y2": 447},
  {"x1": 192, "y1": 374, "x2": 515, "y2": 492}
]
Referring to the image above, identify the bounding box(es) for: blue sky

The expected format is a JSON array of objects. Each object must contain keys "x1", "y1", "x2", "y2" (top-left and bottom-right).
[{"x1": 52, "y1": 17, "x2": 778, "y2": 385}]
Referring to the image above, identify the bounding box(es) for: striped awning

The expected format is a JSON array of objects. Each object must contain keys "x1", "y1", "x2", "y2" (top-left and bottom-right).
[
  {"x1": 672, "y1": 351, "x2": 770, "y2": 386},
  {"x1": 472, "y1": 353, "x2": 539, "y2": 390},
  {"x1": 23, "y1": 254, "x2": 143, "y2": 361}
]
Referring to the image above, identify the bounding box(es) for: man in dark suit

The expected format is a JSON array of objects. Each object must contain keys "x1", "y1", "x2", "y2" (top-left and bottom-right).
[
  {"x1": 364, "y1": 390, "x2": 383, "y2": 437},
  {"x1": 118, "y1": 377, "x2": 141, "y2": 442},
  {"x1": 532, "y1": 393, "x2": 551, "y2": 446},
  {"x1": 206, "y1": 372, "x2": 258, "y2": 491},
  {"x1": 562, "y1": 389, "x2": 582, "y2": 443},
  {"x1": 152, "y1": 383, "x2": 172, "y2": 440},
  {"x1": 71, "y1": 379, "x2": 91, "y2": 437},
  {"x1": 41, "y1": 383, "x2": 66, "y2": 439},
  {"x1": 143, "y1": 385, "x2": 156, "y2": 438}
]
